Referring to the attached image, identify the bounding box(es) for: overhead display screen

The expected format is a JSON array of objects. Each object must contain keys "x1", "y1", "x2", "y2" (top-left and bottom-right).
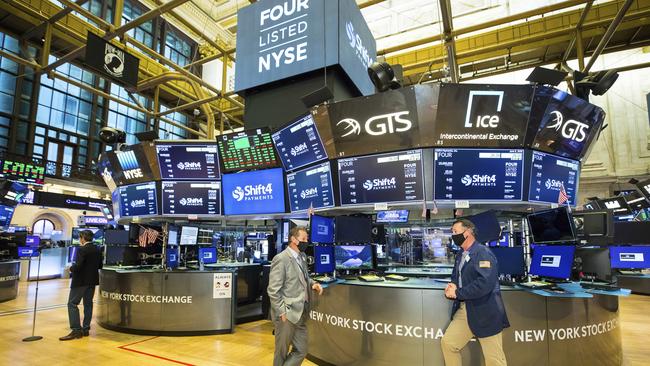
[
  {"x1": 118, "y1": 182, "x2": 158, "y2": 217},
  {"x1": 272, "y1": 114, "x2": 328, "y2": 171},
  {"x1": 0, "y1": 159, "x2": 45, "y2": 185},
  {"x1": 105, "y1": 144, "x2": 155, "y2": 186},
  {"x1": 217, "y1": 128, "x2": 279, "y2": 172},
  {"x1": 286, "y1": 162, "x2": 334, "y2": 212},
  {"x1": 376, "y1": 210, "x2": 409, "y2": 223},
  {"x1": 222, "y1": 168, "x2": 286, "y2": 215},
  {"x1": 338, "y1": 150, "x2": 424, "y2": 205},
  {"x1": 434, "y1": 148, "x2": 524, "y2": 201},
  {"x1": 156, "y1": 143, "x2": 220, "y2": 180},
  {"x1": 529, "y1": 151, "x2": 579, "y2": 205},
  {"x1": 0, "y1": 204, "x2": 15, "y2": 226},
  {"x1": 161, "y1": 181, "x2": 221, "y2": 216}
]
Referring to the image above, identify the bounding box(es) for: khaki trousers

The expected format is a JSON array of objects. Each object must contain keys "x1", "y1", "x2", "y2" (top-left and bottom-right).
[{"x1": 441, "y1": 303, "x2": 507, "y2": 366}]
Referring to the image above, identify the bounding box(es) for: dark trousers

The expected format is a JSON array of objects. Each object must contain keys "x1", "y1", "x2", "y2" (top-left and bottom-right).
[
  {"x1": 67, "y1": 285, "x2": 95, "y2": 332},
  {"x1": 273, "y1": 307, "x2": 309, "y2": 366}
]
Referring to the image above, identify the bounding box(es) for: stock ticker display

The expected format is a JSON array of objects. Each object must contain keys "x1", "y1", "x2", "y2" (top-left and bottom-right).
[
  {"x1": 286, "y1": 162, "x2": 335, "y2": 212},
  {"x1": 434, "y1": 148, "x2": 524, "y2": 201},
  {"x1": 161, "y1": 181, "x2": 221, "y2": 216},
  {"x1": 118, "y1": 182, "x2": 158, "y2": 217},
  {"x1": 0, "y1": 159, "x2": 45, "y2": 185},
  {"x1": 156, "y1": 144, "x2": 221, "y2": 180},
  {"x1": 529, "y1": 151, "x2": 579, "y2": 205},
  {"x1": 217, "y1": 129, "x2": 279, "y2": 172},
  {"x1": 338, "y1": 150, "x2": 424, "y2": 205},
  {"x1": 272, "y1": 114, "x2": 328, "y2": 171}
]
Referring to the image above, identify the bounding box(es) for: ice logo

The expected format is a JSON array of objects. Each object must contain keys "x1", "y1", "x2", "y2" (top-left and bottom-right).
[
  {"x1": 461, "y1": 175, "x2": 473, "y2": 186},
  {"x1": 130, "y1": 199, "x2": 145, "y2": 207},
  {"x1": 547, "y1": 111, "x2": 590, "y2": 142},
  {"x1": 300, "y1": 187, "x2": 318, "y2": 199},
  {"x1": 232, "y1": 186, "x2": 245, "y2": 202},
  {"x1": 291, "y1": 143, "x2": 308, "y2": 157},
  {"x1": 545, "y1": 179, "x2": 563, "y2": 190},
  {"x1": 363, "y1": 177, "x2": 397, "y2": 190},
  {"x1": 176, "y1": 162, "x2": 201, "y2": 170},
  {"x1": 337, "y1": 118, "x2": 361, "y2": 137}
]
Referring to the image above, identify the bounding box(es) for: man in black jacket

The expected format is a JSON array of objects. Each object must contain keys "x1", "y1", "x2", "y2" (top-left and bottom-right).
[{"x1": 60, "y1": 230, "x2": 103, "y2": 341}]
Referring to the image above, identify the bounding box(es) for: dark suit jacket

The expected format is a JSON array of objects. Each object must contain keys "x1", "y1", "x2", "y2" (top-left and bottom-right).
[
  {"x1": 70, "y1": 243, "x2": 103, "y2": 288},
  {"x1": 450, "y1": 241, "x2": 509, "y2": 338}
]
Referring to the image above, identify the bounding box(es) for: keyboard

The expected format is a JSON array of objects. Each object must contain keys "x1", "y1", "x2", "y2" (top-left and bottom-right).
[
  {"x1": 580, "y1": 282, "x2": 620, "y2": 291},
  {"x1": 385, "y1": 274, "x2": 409, "y2": 281},
  {"x1": 358, "y1": 274, "x2": 384, "y2": 282},
  {"x1": 618, "y1": 270, "x2": 641, "y2": 275},
  {"x1": 313, "y1": 275, "x2": 336, "y2": 284},
  {"x1": 518, "y1": 281, "x2": 553, "y2": 289}
]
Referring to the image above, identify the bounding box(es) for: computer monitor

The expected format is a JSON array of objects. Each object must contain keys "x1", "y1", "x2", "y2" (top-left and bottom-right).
[
  {"x1": 198, "y1": 247, "x2": 217, "y2": 264},
  {"x1": 179, "y1": 226, "x2": 199, "y2": 245},
  {"x1": 310, "y1": 215, "x2": 334, "y2": 244},
  {"x1": 25, "y1": 235, "x2": 40, "y2": 248},
  {"x1": 334, "y1": 245, "x2": 374, "y2": 270},
  {"x1": 489, "y1": 247, "x2": 525, "y2": 276},
  {"x1": 574, "y1": 247, "x2": 613, "y2": 282},
  {"x1": 527, "y1": 207, "x2": 576, "y2": 244},
  {"x1": 465, "y1": 210, "x2": 501, "y2": 244},
  {"x1": 166, "y1": 247, "x2": 179, "y2": 268},
  {"x1": 610, "y1": 246, "x2": 650, "y2": 269},
  {"x1": 168, "y1": 226, "x2": 178, "y2": 246},
  {"x1": 105, "y1": 246, "x2": 127, "y2": 265},
  {"x1": 17, "y1": 246, "x2": 38, "y2": 258},
  {"x1": 334, "y1": 216, "x2": 372, "y2": 244},
  {"x1": 314, "y1": 245, "x2": 335, "y2": 274},
  {"x1": 104, "y1": 230, "x2": 130, "y2": 245},
  {"x1": 529, "y1": 245, "x2": 575, "y2": 279}
]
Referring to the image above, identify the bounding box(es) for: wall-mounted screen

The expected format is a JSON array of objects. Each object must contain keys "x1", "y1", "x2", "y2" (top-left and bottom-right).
[
  {"x1": 217, "y1": 128, "x2": 279, "y2": 172},
  {"x1": 338, "y1": 150, "x2": 424, "y2": 205},
  {"x1": 376, "y1": 210, "x2": 409, "y2": 223},
  {"x1": 310, "y1": 215, "x2": 335, "y2": 244},
  {"x1": 529, "y1": 151, "x2": 579, "y2": 205},
  {"x1": 272, "y1": 114, "x2": 328, "y2": 171},
  {"x1": 118, "y1": 182, "x2": 158, "y2": 217},
  {"x1": 161, "y1": 181, "x2": 221, "y2": 216},
  {"x1": 286, "y1": 162, "x2": 334, "y2": 212},
  {"x1": 156, "y1": 143, "x2": 220, "y2": 180},
  {"x1": 335, "y1": 245, "x2": 374, "y2": 270},
  {"x1": 222, "y1": 168, "x2": 286, "y2": 215},
  {"x1": 434, "y1": 148, "x2": 524, "y2": 201}
]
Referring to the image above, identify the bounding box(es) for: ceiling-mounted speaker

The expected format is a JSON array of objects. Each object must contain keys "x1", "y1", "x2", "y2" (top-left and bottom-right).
[
  {"x1": 526, "y1": 67, "x2": 567, "y2": 86},
  {"x1": 300, "y1": 85, "x2": 334, "y2": 108}
]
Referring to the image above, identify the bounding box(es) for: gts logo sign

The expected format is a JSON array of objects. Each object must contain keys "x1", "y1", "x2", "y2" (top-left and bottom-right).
[
  {"x1": 363, "y1": 177, "x2": 397, "y2": 191},
  {"x1": 547, "y1": 111, "x2": 590, "y2": 142},
  {"x1": 337, "y1": 111, "x2": 412, "y2": 138}
]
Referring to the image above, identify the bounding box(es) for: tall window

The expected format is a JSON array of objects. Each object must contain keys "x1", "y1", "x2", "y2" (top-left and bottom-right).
[
  {"x1": 164, "y1": 27, "x2": 193, "y2": 67},
  {"x1": 159, "y1": 105, "x2": 189, "y2": 140},
  {"x1": 122, "y1": 0, "x2": 154, "y2": 48},
  {"x1": 33, "y1": 219, "x2": 55, "y2": 239},
  {"x1": 107, "y1": 84, "x2": 149, "y2": 145},
  {"x1": 0, "y1": 32, "x2": 20, "y2": 150}
]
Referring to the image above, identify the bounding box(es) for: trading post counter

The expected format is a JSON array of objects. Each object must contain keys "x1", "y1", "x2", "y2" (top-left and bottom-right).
[
  {"x1": 0, "y1": 260, "x2": 20, "y2": 302},
  {"x1": 307, "y1": 279, "x2": 622, "y2": 366},
  {"x1": 97, "y1": 267, "x2": 236, "y2": 335}
]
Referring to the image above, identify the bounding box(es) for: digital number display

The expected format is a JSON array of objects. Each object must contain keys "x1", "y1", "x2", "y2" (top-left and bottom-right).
[
  {"x1": 161, "y1": 181, "x2": 221, "y2": 216},
  {"x1": 218, "y1": 128, "x2": 279, "y2": 172},
  {"x1": 118, "y1": 182, "x2": 158, "y2": 217},
  {"x1": 272, "y1": 114, "x2": 327, "y2": 171},
  {"x1": 529, "y1": 151, "x2": 579, "y2": 205},
  {"x1": 156, "y1": 144, "x2": 220, "y2": 180},
  {"x1": 286, "y1": 162, "x2": 334, "y2": 212},
  {"x1": 0, "y1": 160, "x2": 45, "y2": 185}
]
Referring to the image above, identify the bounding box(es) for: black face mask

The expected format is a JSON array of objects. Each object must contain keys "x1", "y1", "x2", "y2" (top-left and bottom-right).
[
  {"x1": 298, "y1": 241, "x2": 309, "y2": 252},
  {"x1": 451, "y1": 232, "x2": 466, "y2": 246}
]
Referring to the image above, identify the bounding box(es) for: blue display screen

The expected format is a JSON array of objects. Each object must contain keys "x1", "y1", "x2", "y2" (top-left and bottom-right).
[
  {"x1": 161, "y1": 181, "x2": 221, "y2": 216},
  {"x1": 489, "y1": 246, "x2": 525, "y2": 276},
  {"x1": 166, "y1": 247, "x2": 179, "y2": 268},
  {"x1": 338, "y1": 150, "x2": 424, "y2": 205},
  {"x1": 376, "y1": 210, "x2": 409, "y2": 223},
  {"x1": 310, "y1": 215, "x2": 334, "y2": 244},
  {"x1": 272, "y1": 114, "x2": 328, "y2": 171},
  {"x1": 17, "y1": 246, "x2": 38, "y2": 258},
  {"x1": 156, "y1": 144, "x2": 221, "y2": 180},
  {"x1": 610, "y1": 246, "x2": 650, "y2": 269},
  {"x1": 118, "y1": 182, "x2": 158, "y2": 217},
  {"x1": 529, "y1": 151, "x2": 579, "y2": 205},
  {"x1": 286, "y1": 162, "x2": 334, "y2": 212},
  {"x1": 314, "y1": 246, "x2": 335, "y2": 274},
  {"x1": 222, "y1": 168, "x2": 286, "y2": 215},
  {"x1": 198, "y1": 247, "x2": 217, "y2": 264},
  {"x1": 335, "y1": 245, "x2": 373, "y2": 270},
  {"x1": 0, "y1": 204, "x2": 14, "y2": 226},
  {"x1": 434, "y1": 148, "x2": 524, "y2": 201},
  {"x1": 529, "y1": 245, "x2": 575, "y2": 279},
  {"x1": 25, "y1": 235, "x2": 40, "y2": 248}
]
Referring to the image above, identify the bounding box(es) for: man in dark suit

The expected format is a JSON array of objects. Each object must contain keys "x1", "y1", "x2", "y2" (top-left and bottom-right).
[
  {"x1": 60, "y1": 229, "x2": 103, "y2": 340},
  {"x1": 441, "y1": 219, "x2": 509, "y2": 366}
]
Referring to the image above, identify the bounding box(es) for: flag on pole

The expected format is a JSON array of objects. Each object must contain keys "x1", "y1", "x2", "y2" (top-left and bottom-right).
[
  {"x1": 307, "y1": 202, "x2": 315, "y2": 217},
  {"x1": 558, "y1": 182, "x2": 569, "y2": 205}
]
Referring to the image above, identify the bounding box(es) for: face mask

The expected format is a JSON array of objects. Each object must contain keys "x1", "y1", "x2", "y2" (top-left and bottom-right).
[
  {"x1": 298, "y1": 241, "x2": 309, "y2": 252},
  {"x1": 451, "y1": 232, "x2": 466, "y2": 246}
]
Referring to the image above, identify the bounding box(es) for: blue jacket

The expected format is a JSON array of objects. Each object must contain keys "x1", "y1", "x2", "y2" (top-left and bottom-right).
[{"x1": 450, "y1": 241, "x2": 509, "y2": 338}]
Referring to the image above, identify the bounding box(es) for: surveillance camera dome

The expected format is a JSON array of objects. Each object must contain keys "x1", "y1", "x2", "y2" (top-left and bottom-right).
[{"x1": 99, "y1": 127, "x2": 127, "y2": 144}]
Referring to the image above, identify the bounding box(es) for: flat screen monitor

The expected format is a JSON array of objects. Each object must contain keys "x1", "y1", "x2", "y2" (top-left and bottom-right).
[
  {"x1": 156, "y1": 143, "x2": 221, "y2": 180},
  {"x1": 0, "y1": 181, "x2": 29, "y2": 206},
  {"x1": 25, "y1": 235, "x2": 40, "y2": 248},
  {"x1": 17, "y1": 246, "x2": 38, "y2": 258},
  {"x1": 636, "y1": 179, "x2": 650, "y2": 201},
  {"x1": 434, "y1": 148, "x2": 524, "y2": 201},
  {"x1": 1, "y1": 159, "x2": 45, "y2": 185},
  {"x1": 104, "y1": 144, "x2": 155, "y2": 186},
  {"x1": 601, "y1": 196, "x2": 632, "y2": 216},
  {"x1": 376, "y1": 210, "x2": 409, "y2": 223},
  {"x1": 166, "y1": 247, "x2": 179, "y2": 268},
  {"x1": 529, "y1": 245, "x2": 575, "y2": 279},
  {"x1": 529, "y1": 151, "x2": 579, "y2": 205},
  {"x1": 272, "y1": 113, "x2": 328, "y2": 171},
  {"x1": 67, "y1": 246, "x2": 79, "y2": 263},
  {"x1": 286, "y1": 162, "x2": 334, "y2": 212},
  {"x1": 0, "y1": 204, "x2": 15, "y2": 226},
  {"x1": 527, "y1": 207, "x2": 576, "y2": 244},
  {"x1": 610, "y1": 246, "x2": 650, "y2": 269},
  {"x1": 105, "y1": 246, "x2": 127, "y2": 265},
  {"x1": 161, "y1": 181, "x2": 221, "y2": 216},
  {"x1": 222, "y1": 168, "x2": 286, "y2": 215},
  {"x1": 489, "y1": 246, "x2": 525, "y2": 276},
  {"x1": 117, "y1": 182, "x2": 158, "y2": 217},
  {"x1": 71, "y1": 227, "x2": 104, "y2": 245},
  {"x1": 310, "y1": 215, "x2": 334, "y2": 244},
  {"x1": 168, "y1": 226, "x2": 178, "y2": 246},
  {"x1": 314, "y1": 245, "x2": 335, "y2": 274},
  {"x1": 335, "y1": 216, "x2": 372, "y2": 244},
  {"x1": 217, "y1": 128, "x2": 279, "y2": 172},
  {"x1": 338, "y1": 150, "x2": 424, "y2": 205},
  {"x1": 465, "y1": 210, "x2": 501, "y2": 244},
  {"x1": 198, "y1": 247, "x2": 217, "y2": 264},
  {"x1": 623, "y1": 191, "x2": 650, "y2": 211},
  {"x1": 104, "y1": 230, "x2": 130, "y2": 245},
  {"x1": 574, "y1": 247, "x2": 612, "y2": 282},
  {"x1": 335, "y1": 245, "x2": 374, "y2": 270},
  {"x1": 180, "y1": 226, "x2": 199, "y2": 245}
]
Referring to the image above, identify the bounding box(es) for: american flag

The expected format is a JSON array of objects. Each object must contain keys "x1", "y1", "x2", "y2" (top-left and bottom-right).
[
  {"x1": 138, "y1": 227, "x2": 159, "y2": 247},
  {"x1": 558, "y1": 182, "x2": 569, "y2": 205}
]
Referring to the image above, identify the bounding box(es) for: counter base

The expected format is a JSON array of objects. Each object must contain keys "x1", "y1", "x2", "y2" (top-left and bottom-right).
[{"x1": 98, "y1": 322, "x2": 232, "y2": 336}]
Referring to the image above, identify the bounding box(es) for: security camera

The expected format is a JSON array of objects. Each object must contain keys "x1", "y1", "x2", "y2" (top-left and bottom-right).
[
  {"x1": 99, "y1": 127, "x2": 127, "y2": 144},
  {"x1": 193, "y1": 109, "x2": 201, "y2": 116}
]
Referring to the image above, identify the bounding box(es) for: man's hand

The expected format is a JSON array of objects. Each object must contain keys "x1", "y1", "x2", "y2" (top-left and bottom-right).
[
  {"x1": 312, "y1": 283, "x2": 323, "y2": 295},
  {"x1": 280, "y1": 313, "x2": 287, "y2": 322},
  {"x1": 445, "y1": 283, "x2": 458, "y2": 299}
]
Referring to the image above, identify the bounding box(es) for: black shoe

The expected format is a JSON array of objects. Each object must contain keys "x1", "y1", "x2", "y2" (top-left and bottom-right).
[
  {"x1": 83, "y1": 330, "x2": 89, "y2": 337},
  {"x1": 59, "y1": 331, "x2": 83, "y2": 341}
]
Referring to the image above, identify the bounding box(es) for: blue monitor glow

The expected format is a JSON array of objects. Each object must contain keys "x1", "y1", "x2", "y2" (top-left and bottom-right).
[
  {"x1": 272, "y1": 114, "x2": 328, "y2": 171},
  {"x1": 222, "y1": 168, "x2": 286, "y2": 215},
  {"x1": 338, "y1": 150, "x2": 424, "y2": 205},
  {"x1": 314, "y1": 246, "x2": 335, "y2": 274},
  {"x1": 161, "y1": 181, "x2": 221, "y2": 215},
  {"x1": 310, "y1": 215, "x2": 334, "y2": 244},
  {"x1": 529, "y1": 151, "x2": 579, "y2": 205},
  {"x1": 179, "y1": 226, "x2": 199, "y2": 245},
  {"x1": 489, "y1": 233, "x2": 509, "y2": 247},
  {"x1": 67, "y1": 246, "x2": 78, "y2": 263},
  {"x1": 529, "y1": 245, "x2": 575, "y2": 279},
  {"x1": 610, "y1": 246, "x2": 650, "y2": 269},
  {"x1": 335, "y1": 245, "x2": 374, "y2": 270},
  {"x1": 527, "y1": 206, "x2": 576, "y2": 244},
  {"x1": 286, "y1": 162, "x2": 334, "y2": 212},
  {"x1": 25, "y1": 235, "x2": 40, "y2": 248},
  {"x1": 0, "y1": 204, "x2": 15, "y2": 226},
  {"x1": 376, "y1": 210, "x2": 409, "y2": 223},
  {"x1": 167, "y1": 247, "x2": 179, "y2": 268},
  {"x1": 434, "y1": 148, "x2": 524, "y2": 201},
  {"x1": 17, "y1": 246, "x2": 38, "y2": 258},
  {"x1": 489, "y1": 246, "x2": 525, "y2": 276},
  {"x1": 118, "y1": 182, "x2": 158, "y2": 217},
  {"x1": 198, "y1": 247, "x2": 217, "y2": 264},
  {"x1": 156, "y1": 143, "x2": 221, "y2": 180}
]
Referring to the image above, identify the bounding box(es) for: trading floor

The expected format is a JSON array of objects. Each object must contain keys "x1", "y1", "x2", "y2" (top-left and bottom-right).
[{"x1": 0, "y1": 279, "x2": 647, "y2": 366}]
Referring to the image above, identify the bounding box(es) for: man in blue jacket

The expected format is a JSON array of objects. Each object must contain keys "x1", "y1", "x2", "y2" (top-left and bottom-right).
[{"x1": 441, "y1": 218, "x2": 509, "y2": 366}]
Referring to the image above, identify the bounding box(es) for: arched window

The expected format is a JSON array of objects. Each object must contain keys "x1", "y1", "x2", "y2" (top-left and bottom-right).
[{"x1": 32, "y1": 219, "x2": 55, "y2": 239}]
